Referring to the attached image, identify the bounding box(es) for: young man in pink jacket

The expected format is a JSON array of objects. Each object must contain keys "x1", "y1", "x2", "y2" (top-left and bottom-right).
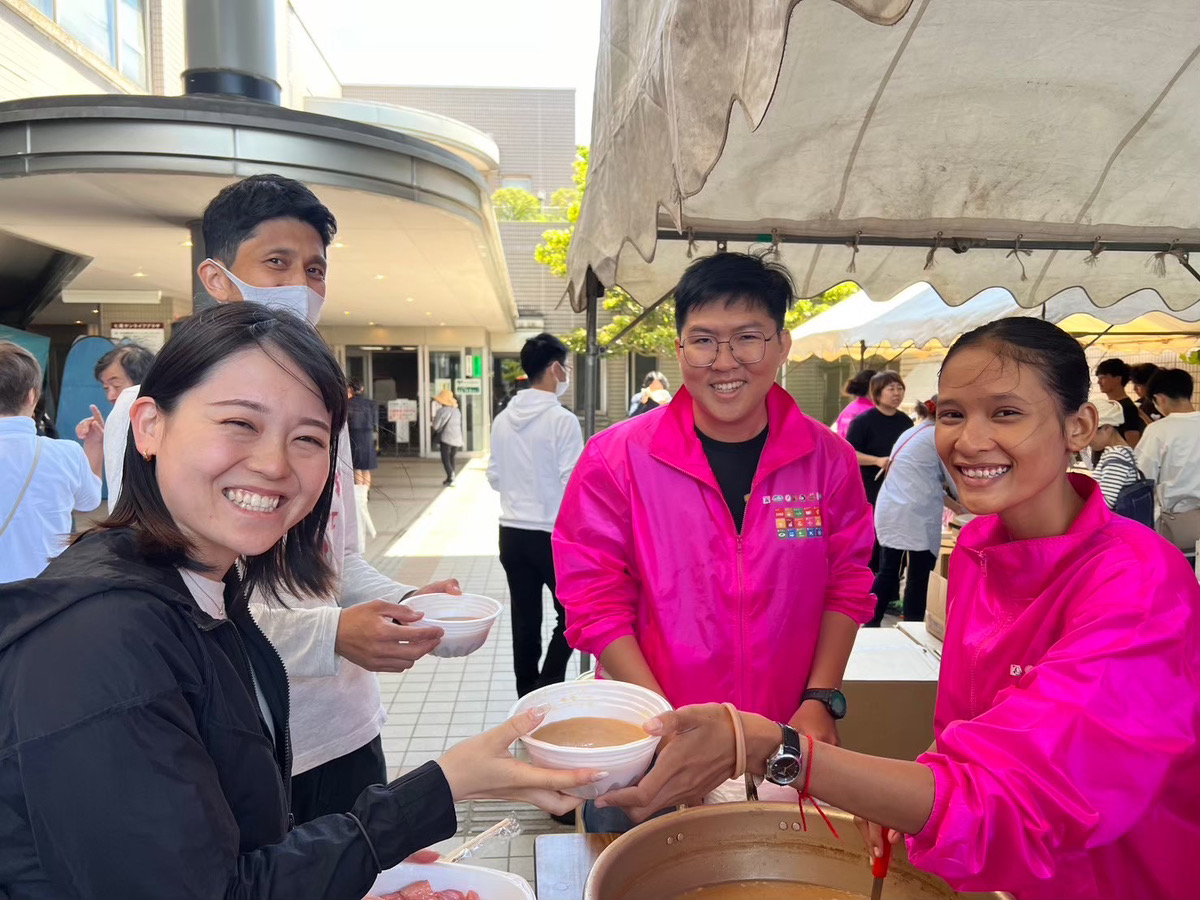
[{"x1": 553, "y1": 252, "x2": 876, "y2": 829}]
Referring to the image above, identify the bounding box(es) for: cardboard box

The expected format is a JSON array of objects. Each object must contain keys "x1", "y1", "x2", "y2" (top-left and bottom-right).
[
  {"x1": 926, "y1": 569, "x2": 948, "y2": 641},
  {"x1": 839, "y1": 629, "x2": 939, "y2": 761},
  {"x1": 897, "y1": 621, "x2": 944, "y2": 661}
]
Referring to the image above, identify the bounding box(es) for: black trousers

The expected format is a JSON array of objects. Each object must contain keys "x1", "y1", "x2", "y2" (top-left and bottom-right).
[
  {"x1": 867, "y1": 546, "x2": 936, "y2": 627},
  {"x1": 439, "y1": 442, "x2": 458, "y2": 481},
  {"x1": 289, "y1": 734, "x2": 386, "y2": 825},
  {"x1": 498, "y1": 525, "x2": 573, "y2": 696}
]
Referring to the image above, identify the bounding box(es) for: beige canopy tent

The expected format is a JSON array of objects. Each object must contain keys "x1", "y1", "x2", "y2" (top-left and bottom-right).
[
  {"x1": 568, "y1": 1, "x2": 1200, "y2": 417},
  {"x1": 790, "y1": 284, "x2": 1200, "y2": 362}
]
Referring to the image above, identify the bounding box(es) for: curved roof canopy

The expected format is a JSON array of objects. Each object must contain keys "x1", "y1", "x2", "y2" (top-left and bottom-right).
[{"x1": 568, "y1": 0, "x2": 1200, "y2": 312}]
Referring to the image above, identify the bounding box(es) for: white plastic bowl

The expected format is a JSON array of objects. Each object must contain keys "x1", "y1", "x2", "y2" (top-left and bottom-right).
[
  {"x1": 369, "y1": 859, "x2": 534, "y2": 899},
  {"x1": 402, "y1": 593, "x2": 502, "y2": 658},
  {"x1": 509, "y1": 680, "x2": 673, "y2": 800}
]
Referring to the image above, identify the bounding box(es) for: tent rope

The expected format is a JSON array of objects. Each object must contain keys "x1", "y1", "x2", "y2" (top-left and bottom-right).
[
  {"x1": 1083, "y1": 236, "x2": 1104, "y2": 268},
  {"x1": 923, "y1": 231, "x2": 943, "y2": 270},
  {"x1": 1149, "y1": 240, "x2": 1186, "y2": 278},
  {"x1": 846, "y1": 230, "x2": 862, "y2": 273},
  {"x1": 685, "y1": 227, "x2": 697, "y2": 258},
  {"x1": 1006, "y1": 234, "x2": 1032, "y2": 281}
]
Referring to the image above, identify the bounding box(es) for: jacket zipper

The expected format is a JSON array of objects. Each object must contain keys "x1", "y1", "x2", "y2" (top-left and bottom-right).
[
  {"x1": 656, "y1": 455, "x2": 752, "y2": 709},
  {"x1": 227, "y1": 619, "x2": 293, "y2": 828}
]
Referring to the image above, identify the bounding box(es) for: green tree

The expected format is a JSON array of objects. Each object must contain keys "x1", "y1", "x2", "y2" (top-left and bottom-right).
[
  {"x1": 538, "y1": 146, "x2": 858, "y2": 354},
  {"x1": 492, "y1": 187, "x2": 543, "y2": 222}
]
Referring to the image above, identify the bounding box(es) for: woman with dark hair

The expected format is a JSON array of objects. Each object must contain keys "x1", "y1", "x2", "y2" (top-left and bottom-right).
[
  {"x1": 832, "y1": 367, "x2": 877, "y2": 434},
  {"x1": 0, "y1": 304, "x2": 594, "y2": 900},
  {"x1": 845, "y1": 370, "x2": 913, "y2": 508},
  {"x1": 1130, "y1": 361, "x2": 1163, "y2": 425},
  {"x1": 602, "y1": 318, "x2": 1200, "y2": 900}
]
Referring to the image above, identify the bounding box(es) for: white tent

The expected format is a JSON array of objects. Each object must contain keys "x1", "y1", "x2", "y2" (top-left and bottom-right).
[
  {"x1": 568, "y1": 0, "x2": 1200, "y2": 313},
  {"x1": 790, "y1": 285, "x2": 1200, "y2": 361}
]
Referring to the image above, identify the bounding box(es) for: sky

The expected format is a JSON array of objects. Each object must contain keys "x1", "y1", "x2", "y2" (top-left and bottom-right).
[{"x1": 292, "y1": 0, "x2": 602, "y2": 144}]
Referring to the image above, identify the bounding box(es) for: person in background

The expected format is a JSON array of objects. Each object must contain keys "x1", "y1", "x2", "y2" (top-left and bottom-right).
[
  {"x1": 76, "y1": 342, "x2": 156, "y2": 497},
  {"x1": 555, "y1": 252, "x2": 875, "y2": 833},
  {"x1": 0, "y1": 305, "x2": 595, "y2": 900},
  {"x1": 488, "y1": 332, "x2": 584, "y2": 698},
  {"x1": 93, "y1": 343, "x2": 155, "y2": 404},
  {"x1": 832, "y1": 368, "x2": 877, "y2": 435},
  {"x1": 432, "y1": 389, "x2": 463, "y2": 487},
  {"x1": 1135, "y1": 367, "x2": 1200, "y2": 552},
  {"x1": 630, "y1": 371, "x2": 671, "y2": 417},
  {"x1": 1088, "y1": 398, "x2": 1140, "y2": 510},
  {"x1": 867, "y1": 396, "x2": 961, "y2": 626},
  {"x1": 846, "y1": 371, "x2": 913, "y2": 572},
  {"x1": 628, "y1": 370, "x2": 665, "y2": 416},
  {"x1": 601, "y1": 319, "x2": 1200, "y2": 900},
  {"x1": 1130, "y1": 362, "x2": 1162, "y2": 426},
  {"x1": 105, "y1": 174, "x2": 461, "y2": 825},
  {"x1": 0, "y1": 342, "x2": 103, "y2": 583},
  {"x1": 346, "y1": 378, "x2": 379, "y2": 550},
  {"x1": 1094, "y1": 358, "x2": 1143, "y2": 446}
]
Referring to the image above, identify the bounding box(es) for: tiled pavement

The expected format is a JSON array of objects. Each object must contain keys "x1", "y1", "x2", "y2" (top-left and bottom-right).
[{"x1": 364, "y1": 456, "x2": 580, "y2": 888}]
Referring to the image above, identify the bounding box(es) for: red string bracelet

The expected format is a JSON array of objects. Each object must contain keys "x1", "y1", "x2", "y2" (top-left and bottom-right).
[{"x1": 796, "y1": 733, "x2": 839, "y2": 838}]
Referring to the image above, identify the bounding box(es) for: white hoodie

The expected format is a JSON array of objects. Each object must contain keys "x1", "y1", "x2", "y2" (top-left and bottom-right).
[{"x1": 487, "y1": 388, "x2": 584, "y2": 532}]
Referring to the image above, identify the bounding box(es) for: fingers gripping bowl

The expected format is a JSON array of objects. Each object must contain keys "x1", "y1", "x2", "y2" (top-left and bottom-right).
[
  {"x1": 402, "y1": 593, "x2": 502, "y2": 658},
  {"x1": 509, "y1": 681, "x2": 673, "y2": 800}
]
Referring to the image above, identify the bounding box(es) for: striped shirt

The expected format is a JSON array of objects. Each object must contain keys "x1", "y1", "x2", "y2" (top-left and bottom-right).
[{"x1": 1092, "y1": 445, "x2": 1139, "y2": 510}]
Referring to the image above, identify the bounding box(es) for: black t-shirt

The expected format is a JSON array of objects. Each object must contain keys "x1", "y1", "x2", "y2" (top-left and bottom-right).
[
  {"x1": 696, "y1": 425, "x2": 769, "y2": 532},
  {"x1": 845, "y1": 408, "x2": 913, "y2": 505},
  {"x1": 1117, "y1": 396, "x2": 1143, "y2": 437}
]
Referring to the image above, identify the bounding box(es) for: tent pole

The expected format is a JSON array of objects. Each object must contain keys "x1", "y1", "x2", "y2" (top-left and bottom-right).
[
  {"x1": 583, "y1": 268, "x2": 603, "y2": 441},
  {"x1": 860, "y1": 340, "x2": 866, "y2": 370}
]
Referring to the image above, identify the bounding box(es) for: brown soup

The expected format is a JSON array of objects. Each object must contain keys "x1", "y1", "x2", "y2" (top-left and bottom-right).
[
  {"x1": 531, "y1": 716, "x2": 648, "y2": 748},
  {"x1": 674, "y1": 882, "x2": 864, "y2": 900}
]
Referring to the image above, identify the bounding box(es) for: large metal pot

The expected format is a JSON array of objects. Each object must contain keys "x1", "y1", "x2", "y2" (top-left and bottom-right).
[{"x1": 584, "y1": 803, "x2": 1012, "y2": 900}]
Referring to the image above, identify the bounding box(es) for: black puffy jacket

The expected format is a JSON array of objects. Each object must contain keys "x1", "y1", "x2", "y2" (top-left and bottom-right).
[{"x1": 0, "y1": 528, "x2": 456, "y2": 900}]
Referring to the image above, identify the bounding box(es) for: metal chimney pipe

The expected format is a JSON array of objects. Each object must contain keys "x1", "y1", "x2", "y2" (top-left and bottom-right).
[{"x1": 183, "y1": 0, "x2": 281, "y2": 104}]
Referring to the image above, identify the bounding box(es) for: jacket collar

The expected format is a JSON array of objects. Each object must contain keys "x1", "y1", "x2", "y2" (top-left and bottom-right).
[
  {"x1": 0, "y1": 416, "x2": 35, "y2": 435},
  {"x1": 958, "y1": 473, "x2": 1112, "y2": 560},
  {"x1": 649, "y1": 384, "x2": 816, "y2": 490}
]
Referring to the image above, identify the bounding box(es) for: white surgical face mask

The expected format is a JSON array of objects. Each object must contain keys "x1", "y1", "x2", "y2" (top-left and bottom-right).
[
  {"x1": 206, "y1": 259, "x2": 326, "y2": 324},
  {"x1": 554, "y1": 363, "x2": 570, "y2": 399}
]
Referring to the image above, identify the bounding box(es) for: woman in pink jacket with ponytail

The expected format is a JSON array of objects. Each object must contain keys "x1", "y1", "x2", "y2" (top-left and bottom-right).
[{"x1": 600, "y1": 318, "x2": 1199, "y2": 900}]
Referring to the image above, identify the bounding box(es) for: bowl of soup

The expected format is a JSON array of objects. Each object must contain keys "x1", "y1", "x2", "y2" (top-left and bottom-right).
[
  {"x1": 401, "y1": 592, "x2": 502, "y2": 658},
  {"x1": 509, "y1": 680, "x2": 673, "y2": 799}
]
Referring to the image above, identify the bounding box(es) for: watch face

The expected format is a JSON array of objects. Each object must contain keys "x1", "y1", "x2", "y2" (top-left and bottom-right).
[
  {"x1": 769, "y1": 754, "x2": 801, "y2": 785},
  {"x1": 829, "y1": 690, "x2": 848, "y2": 719}
]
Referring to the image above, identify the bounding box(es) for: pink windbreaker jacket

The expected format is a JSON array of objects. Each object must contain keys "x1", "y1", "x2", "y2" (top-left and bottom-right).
[
  {"x1": 908, "y1": 475, "x2": 1200, "y2": 899},
  {"x1": 553, "y1": 385, "x2": 875, "y2": 722}
]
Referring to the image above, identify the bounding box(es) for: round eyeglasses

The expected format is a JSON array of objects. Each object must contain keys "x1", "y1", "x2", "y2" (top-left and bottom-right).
[{"x1": 678, "y1": 329, "x2": 780, "y2": 368}]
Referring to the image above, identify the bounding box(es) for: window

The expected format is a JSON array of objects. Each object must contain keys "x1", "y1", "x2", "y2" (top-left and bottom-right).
[
  {"x1": 31, "y1": 0, "x2": 150, "y2": 88},
  {"x1": 501, "y1": 176, "x2": 534, "y2": 193}
]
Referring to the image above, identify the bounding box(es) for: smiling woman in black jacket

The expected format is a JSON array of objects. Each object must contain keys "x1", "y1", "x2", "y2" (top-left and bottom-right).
[{"x1": 0, "y1": 304, "x2": 593, "y2": 900}]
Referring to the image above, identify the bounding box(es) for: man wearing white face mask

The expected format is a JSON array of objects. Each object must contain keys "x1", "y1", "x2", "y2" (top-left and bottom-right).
[
  {"x1": 487, "y1": 333, "x2": 583, "y2": 696},
  {"x1": 104, "y1": 175, "x2": 461, "y2": 823}
]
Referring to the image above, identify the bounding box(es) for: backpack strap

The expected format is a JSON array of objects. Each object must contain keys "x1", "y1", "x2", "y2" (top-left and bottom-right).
[{"x1": 0, "y1": 438, "x2": 43, "y2": 539}]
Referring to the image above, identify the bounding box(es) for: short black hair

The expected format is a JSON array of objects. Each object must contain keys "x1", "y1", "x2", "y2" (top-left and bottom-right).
[
  {"x1": 673, "y1": 251, "x2": 796, "y2": 334},
  {"x1": 1130, "y1": 363, "x2": 1160, "y2": 387},
  {"x1": 1095, "y1": 358, "x2": 1131, "y2": 385},
  {"x1": 942, "y1": 318, "x2": 1089, "y2": 417},
  {"x1": 844, "y1": 368, "x2": 878, "y2": 398},
  {"x1": 0, "y1": 341, "x2": 41, "y2": 415},
  {"x1": 1147, "y1": 368, "x2": 1194, "y2": 402},
  {"x1": 520, "y1": 332, "x2": 569, "y2": 382},
  {"x1": 202, "y1": 174, "x2": 338, "y2": 266},
  {"x1": 81, "y1": 303, "x2": 348, "y2": 603},
  {"x1": 869, "y1": 370, "x2": 905, "y2": 402},
  {"x1": 95, "y1": 343, "x2": 155, "y2": 385}
]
